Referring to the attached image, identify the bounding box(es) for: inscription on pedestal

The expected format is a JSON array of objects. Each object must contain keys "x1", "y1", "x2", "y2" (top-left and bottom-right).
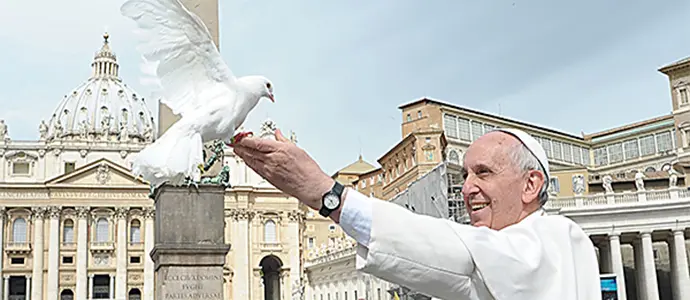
[{"x1": 158, "y1": 266, "x2": 223, "y2": 300}]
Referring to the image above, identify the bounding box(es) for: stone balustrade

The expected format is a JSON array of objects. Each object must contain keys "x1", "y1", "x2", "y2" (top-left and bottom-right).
[{"x1": 546, "y1": 186, "x2": 690, "y2": 210}]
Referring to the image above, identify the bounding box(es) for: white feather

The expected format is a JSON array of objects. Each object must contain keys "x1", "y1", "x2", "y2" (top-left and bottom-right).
[{"x1": 121, "y1": 0, "x2": 272, "y2": 187}]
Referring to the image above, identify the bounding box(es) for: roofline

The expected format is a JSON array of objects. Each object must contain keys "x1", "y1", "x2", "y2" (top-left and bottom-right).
[
  {"x1": 658, "y1": 57, "x2": 690, "y2": 74},
  {"x1": 376, "y1": 132, "x2": 417, "y2": 164},
  {"x1": 583, "y1": 114, "x2": 673, "y2": 139},
  {"x1": 397, "y1": 97, "x2": 584, "y2": 140}
]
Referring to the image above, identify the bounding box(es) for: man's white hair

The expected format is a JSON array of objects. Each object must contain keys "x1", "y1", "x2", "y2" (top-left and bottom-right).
[{"x1": 507, "y1": 142, "x2": 549, "y2": 206}]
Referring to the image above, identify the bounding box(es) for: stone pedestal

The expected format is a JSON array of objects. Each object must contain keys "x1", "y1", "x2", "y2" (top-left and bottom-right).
[{"x1": 151, "y1": 185, "x2": 231, "y2": 300}]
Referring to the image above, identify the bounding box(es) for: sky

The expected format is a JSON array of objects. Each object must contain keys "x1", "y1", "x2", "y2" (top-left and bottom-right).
[{"x1": 1, "y1": 0, "x2": 690, "y2": 175}]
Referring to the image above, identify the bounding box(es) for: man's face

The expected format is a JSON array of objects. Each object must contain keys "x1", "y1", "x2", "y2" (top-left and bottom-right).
[{"x1": 461, "y1": 132, "x2": 534, "y2": 230}]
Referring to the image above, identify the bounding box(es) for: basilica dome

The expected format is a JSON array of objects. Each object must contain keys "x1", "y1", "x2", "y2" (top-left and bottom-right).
[{"x1": 44, "y1": 33, "x2": 155, "y2": 143}]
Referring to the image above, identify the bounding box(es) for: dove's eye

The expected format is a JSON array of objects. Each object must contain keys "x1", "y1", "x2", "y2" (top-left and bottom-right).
[{"x1": 266, "y1": 83, "x2": 271, "y2": 89}]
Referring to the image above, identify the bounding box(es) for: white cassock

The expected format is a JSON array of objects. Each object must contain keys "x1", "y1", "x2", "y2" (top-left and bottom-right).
[{"x1": 339, "y1": 188, "x2": 601, "y2": 300}]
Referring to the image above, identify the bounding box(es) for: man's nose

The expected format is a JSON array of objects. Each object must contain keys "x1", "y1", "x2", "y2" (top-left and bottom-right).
[{"x1": 461, "y1": 175, "x2": 480, "y2": 198}]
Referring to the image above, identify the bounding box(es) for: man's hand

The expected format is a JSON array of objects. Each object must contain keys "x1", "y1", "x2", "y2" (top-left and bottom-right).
[{"x1": 232, "y1": 128, "x2": 335, "y2": 211}]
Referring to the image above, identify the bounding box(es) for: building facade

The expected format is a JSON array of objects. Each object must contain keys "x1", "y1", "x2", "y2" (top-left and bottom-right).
[
  {"x1": 306, "y1": 56, "x2": 690, "y2": 300},
  {"x1": 0, "y1": 34, "x2": 315, "y2": 300}
]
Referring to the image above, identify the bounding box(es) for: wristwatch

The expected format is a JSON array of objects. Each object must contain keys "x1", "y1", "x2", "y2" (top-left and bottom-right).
[{"x1": 319, "y1": 181, "x2": 344, "y2": 217}]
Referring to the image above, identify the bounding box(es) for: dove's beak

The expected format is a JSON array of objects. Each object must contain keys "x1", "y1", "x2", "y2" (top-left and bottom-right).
[{"x1": 268, "y1": 94, "x2": 275, "y2": 102}]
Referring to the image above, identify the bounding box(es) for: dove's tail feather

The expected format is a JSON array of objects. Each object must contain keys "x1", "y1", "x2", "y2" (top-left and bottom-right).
[{"x1": 131, "y1": 126, "x2": 204, "y2": 188}]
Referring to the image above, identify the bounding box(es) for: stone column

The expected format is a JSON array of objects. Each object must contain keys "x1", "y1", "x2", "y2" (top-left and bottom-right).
[
  {"x1": 109, "y1": 274, "x2": 114, "y2": 298},
  {"x1": 640, "y1": 231, "x2": 659, "y2": 300},
  {"x1": 287, "y1": 210, "x2": 303, "y2": 294},
  {"x1": 232, "y1": 205, "x2": 252, "y2": 300},
  {"x1": 115, "y1": 207, "x2": 129, "y2": 299},
  {"x1": 608, "y1": 234, "x2": 627, "y2": 300},
  {"x1": 88, "y1": 274, "x2": 94, "y2": 299},
  {"x1": 46, "y1": 206, "x2": 61, "y2": 300},
  {"x1": 25, "y1": 275, "x2": 31, "y2": 300},
  {"x1": 143, "y1": 207, "x2": 155, "y2": 300},
  {"x1": 0, "y1": 207, "x2": 5, "y2": 296},
  {"x1": 150, "y1": 185, "x2": 231, "y2": 300},
  {"x1": 669, "y1": 229, "x2": 690, "y2": 299},
  {"x1": 30, "y1": 207, "x2": 46, "y2": 300},
  {"x1": 3, "y1": 275, "x2": 9, "y2": 300},
  {"x1": 75, "y1": 207, "x2": 89, "y2": 300}
]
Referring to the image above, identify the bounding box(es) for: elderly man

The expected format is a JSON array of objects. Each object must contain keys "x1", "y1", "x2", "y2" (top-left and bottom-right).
[{"x1": 232, "y1": 127, "x2": 600, "y2": 299}]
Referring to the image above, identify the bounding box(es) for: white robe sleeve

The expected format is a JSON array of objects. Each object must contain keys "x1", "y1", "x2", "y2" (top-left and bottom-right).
[{"x1": 339, "y1": 189, "x2": 601, "y2": 300}]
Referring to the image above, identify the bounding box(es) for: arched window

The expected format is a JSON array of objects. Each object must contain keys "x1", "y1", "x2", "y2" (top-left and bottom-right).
[
  {"x1": 95, "y1": 218, "x2": 109, "y2": 242},
  {"x1": 264, "y1": 220, "x2": 276, "y2": 243},
  {"x1": 12, "y1": 218, "x2": 27, "y2": 243},
  {"x1": 130, "y1": 219, "x2": 141, "y2": 244},
  {"x1": 448, "y1": 150, "x2": 460, "y2": 164},
  {"x1": 63, "y1": 219, "x2": 74, "y2": 243}
]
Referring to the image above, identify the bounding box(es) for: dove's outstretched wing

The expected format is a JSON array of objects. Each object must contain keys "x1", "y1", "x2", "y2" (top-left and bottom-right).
[{"x1": 121, "y1": 0, "x2": 236, "y2": 117}]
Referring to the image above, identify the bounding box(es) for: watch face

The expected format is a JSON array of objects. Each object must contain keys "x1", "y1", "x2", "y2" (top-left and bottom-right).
[{"x1": 324, "y1": 194, "x2": 340, "y2": 209}]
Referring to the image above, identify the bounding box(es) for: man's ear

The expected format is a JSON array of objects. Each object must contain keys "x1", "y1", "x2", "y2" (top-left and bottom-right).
[{"x1": 522, "y1": 170, "x2": 545, "y2": 205}]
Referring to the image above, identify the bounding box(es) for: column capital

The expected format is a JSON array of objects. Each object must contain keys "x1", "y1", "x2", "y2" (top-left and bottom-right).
[
  {"x1": 114, "y1": 207, "x2": 129, "y2": 219},
  {"x1": 75, "y1": 206, "x2": 90, "y2": 219},
  {"x1": 46, "y1": 206, "x2": 62, "y2": 219},
  {"x1": 142, "y1": 207, "x2": 155, "y2": 220},
  {"x1": 608, "y1": 233, "x2": 621, "y2": 241},
  {"x1": 0, "y1": 206, "x2": 6, "y2": 219},
  {"x1": 638, "y1": 230, "x2": 653, "y2": 238},
  {"x1": 672, "y1": 229, "x2": 686, "y2": 237},
  {"x1": 31, "y1": 206, "x2": 47, "y2": 220}
]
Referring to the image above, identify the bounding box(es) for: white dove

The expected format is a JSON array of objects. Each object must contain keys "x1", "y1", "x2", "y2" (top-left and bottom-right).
[{"x1": 120, "y1": 0, "x2": 274, "y2": 189}]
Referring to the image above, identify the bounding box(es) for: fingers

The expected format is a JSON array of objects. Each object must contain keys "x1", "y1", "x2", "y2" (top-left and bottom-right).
[
  {"x1": 275, "y1": 129, "x2": 290, "y2": 143},
  {"x1": 233, "y1": 136, "x2": 280, "y2": 153},
  {"x1": 233, "y1": 146, "x2": 269, "y2": 174}
]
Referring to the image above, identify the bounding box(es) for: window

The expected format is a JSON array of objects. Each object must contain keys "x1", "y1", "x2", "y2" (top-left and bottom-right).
[
  {"x1": 308, "y1": 237, "x2": 314, "y2": 248},
  {"x1": 12, "y1": 218, "x2": 27, "y2": 243},
  {"x1": 64, "y1": 162, "x2": 76, "y2": 173},
  {"x1": 130, "y1": 256, "x2": 141, "y2": 264},
  {"x1": 12, "y1": 162, "x2": 30, "y2": 175},
  {"x1": 95, "y1": 218, "x2": 109, "y2": 242},
  {"x1": 328, "y1": 224, "x2": 336, "y2": 232},
  {"x1": 656, "y1": 131, "x2": 673, "y2": 152},
  {"x1": 11, "y1": 257, "x2": 24, "y2": 264},
  {"x1": 457, "y1": 117, "x2": 471, "y2": 141},
  {"x1": 471, "y1": 121, "x2": 483, "y2": 141},
  {"x1": 607, "y1": 143, "x2": 623, "y2": 164},
  {"x1": 593, "y1": 147, "x2": 608, "y2": 166},
  {"x1": 63, "y1": 219, "x2": 74, "y2": 244},
  {"x1": 443, "y1": 114, "x2": 458, "y2": 139},
  {"x1": 552, "y1": 141, "x2": 562, "y2": 160},
  {"x1": 130, "y1": 220, "x2": 141, "y2": 243},
  {"x1": 406, "y1": 113, "x2": 411, "y2": 122},
  {"x1": 623, "y1": 139, "x2": 639, "y2": 160},
  {"x1": 62, "y1": 256, "x2": 73, "y2": 264},
  {"x1": 680, "y1": 89, "x2": 688, "y2": 105},
  {"x1": 573, "y1": 146, "x2": 582, "y2": 165},
  {"x1": 264, "y1": 220, "x2": 277, "y2": 242},
  {"x1": 639, "y1": 134, "x2": 656, "y2": 156},
  {"x1": 417, "y1": 111, "x2": 422, "y2": 118},
  {"x1": 549, "y1": 178, "x2": 560, "y2": 193},
  {"x1": 448, "y1": 150, "x2": 460, "y2": 164},
  {"x1": 562, "y1": 144, "x2": 573, "y2": 163}
]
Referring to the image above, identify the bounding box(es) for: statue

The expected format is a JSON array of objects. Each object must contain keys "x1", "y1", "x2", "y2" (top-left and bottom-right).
[
  {"x1": 634, "y1": 171, "x2": 645, "y2": 191},
  {"x1": 290, "y1": 130, "x2": 297, "y2": 143},
  {"x1": 118, "y1": 121, "x2": 129, "y2": 142},
  {"x1": 668, "y1": 167, "x2": 679, "y2": 187},
  {"x1": 79, "y1": 120, "x2": 89, "y2": 140},
  {"x1": 100, "y1": 114, "x2": 112, "y2": 140},
  {"x1": 148, "y1": 140, "x2": 230, "y2": 198},
  {"x1": 143, "y1": 122, "x2": 153, "y2": 142},
  {"x1": 260, "y1": 119, "x2": 276, "y2": 138},
  {"x1": 0, "y1": 119, "x2": 8, "y2": 141},
  {"x1": 38, "y1": 120, "x2": 48, "y2": 140},
  {"x1": 602, "y1": 175, "x2": 613, "y2": 194},
  {"x1": 572, "y1": 174, "x2": 585, "y2": 195},
  {"x1": 53, "y1": 120, "x2": 64, "y2": 139}
]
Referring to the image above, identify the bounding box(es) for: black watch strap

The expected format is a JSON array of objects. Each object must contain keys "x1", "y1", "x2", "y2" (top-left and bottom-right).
[{"x1": 319, "y1": 181, "x2": 344, "y2": 217}]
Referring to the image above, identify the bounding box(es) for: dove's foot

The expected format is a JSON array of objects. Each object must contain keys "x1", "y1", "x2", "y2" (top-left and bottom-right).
[
  {"x1": 227, "y1": 131, "x2": 254, "y2": 147},
  {"x1": 185, "y1": 178, "x2": 200, "y2": 191}
]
